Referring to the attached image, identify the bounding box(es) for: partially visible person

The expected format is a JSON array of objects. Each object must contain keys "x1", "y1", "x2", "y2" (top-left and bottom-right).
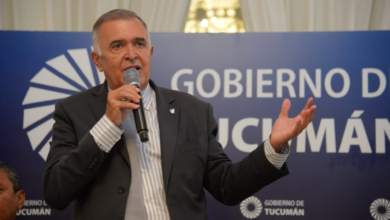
[{"x1": 0, "y1": 162, "x2": 25, "y2": 220}]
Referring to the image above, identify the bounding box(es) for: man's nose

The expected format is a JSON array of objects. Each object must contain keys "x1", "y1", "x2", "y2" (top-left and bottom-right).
[{"x1": 125, "y1": 45, "x2": 137, "y2": 61}]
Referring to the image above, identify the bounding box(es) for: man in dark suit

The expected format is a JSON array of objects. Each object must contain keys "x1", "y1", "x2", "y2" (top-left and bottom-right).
[{"x1": 43, "y1": 9, "x2": 316, "y2": 220}]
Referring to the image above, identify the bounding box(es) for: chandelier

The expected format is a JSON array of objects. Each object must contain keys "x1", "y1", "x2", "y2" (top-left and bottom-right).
[{"x1": 184, "y1": 0, "x2": 245, "y2": 33}]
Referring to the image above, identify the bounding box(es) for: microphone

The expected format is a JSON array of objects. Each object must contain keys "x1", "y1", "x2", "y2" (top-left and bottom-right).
[{"x1": 124, "y1": 68, "x2": 149, "y2": 142}]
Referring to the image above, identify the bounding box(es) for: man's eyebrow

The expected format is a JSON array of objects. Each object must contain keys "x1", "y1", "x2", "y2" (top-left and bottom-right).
[
  {"x1": 109, "y1": 39, "x2": 124, "y2": 47},
  {"x1": 133, "y1": 37, "x2": 147, "y2": 44},
  {"x1": 134, "y1": 37, "x2": 146, "y2": 42}
]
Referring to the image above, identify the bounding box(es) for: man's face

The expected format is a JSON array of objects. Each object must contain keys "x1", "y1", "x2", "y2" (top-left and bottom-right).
[
  {"x1": 0, "y1": 170, "x2": 25, "y2": 220},
  {"x1": 92, "y1": 18, "x2": 154, "y2": 91}
]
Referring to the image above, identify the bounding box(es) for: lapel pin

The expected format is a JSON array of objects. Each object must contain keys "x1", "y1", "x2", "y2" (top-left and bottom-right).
[{"x1": 169, "y1": 108, "x2": 175, "y2": 115}]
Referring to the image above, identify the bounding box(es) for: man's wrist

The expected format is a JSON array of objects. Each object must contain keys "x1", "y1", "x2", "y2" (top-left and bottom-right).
[
  {"x1": 269, "y1": 134, "x2": 285, "y2": 152},
  {"x1": 90, "y1": 114, "x2": 123, "y2": 152},
  {"x1": 264, "y1": 138, "x2": 290, "y2": 169}
]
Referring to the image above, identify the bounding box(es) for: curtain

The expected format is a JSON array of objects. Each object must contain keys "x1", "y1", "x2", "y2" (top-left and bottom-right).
[
  {"x1": 1, "y1": 0, "x2": 389, "y2": 32},
  {"x1": 240, "y1": 0, "x2": 390, "y2": 32},
  {"x1": 0, "y1": 0, "x2": 191, "y2": 32}
]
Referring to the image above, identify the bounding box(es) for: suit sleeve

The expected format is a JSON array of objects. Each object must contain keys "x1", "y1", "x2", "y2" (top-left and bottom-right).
[
  {"x1": 202, "y1": 103, "x2": 289, "y2": 206},
  {"x1": 43, "y1": 100, "x2": 107, "y2": 210}
]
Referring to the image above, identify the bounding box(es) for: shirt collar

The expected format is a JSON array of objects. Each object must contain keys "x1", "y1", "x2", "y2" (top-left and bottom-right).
[
  {"x1": 107, "y1": 83, "x2": 153, "y2": 111},
  {"x1": 141, "y1": 83, "x2": 153, "y2": 111}
]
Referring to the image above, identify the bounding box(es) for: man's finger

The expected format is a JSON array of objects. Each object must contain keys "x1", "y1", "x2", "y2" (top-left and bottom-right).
[
  {"x1": 110, "y1": 90, "x2": 141, "y2": 103},
  {"x1": 305, "y1": 97, "x2": 313, "y2": 109},
  {"x1": 299, "y1": 109, "x2": 311, "y2": 132},
  {"x1": 109, "y1": 85, "x2": 140, "y2": 99},
  {"x1": 117, "y1": 101, "x2": 140, "y2": 110},
  {"x1": 279, "y1": 99, "x2": 291, "y2": 118},
  {"x1": 299, "y1": 105, "x2": 310, "y2": 120},
  {"x1": 292, "y1": 116, "x2": 302, "y2": 137},
  {"x1": 309, "y1": 105, "x2": 317, "y2": 122},
  {"x1": 123, "y1": 84, "x2": 141, "y2": 93}
]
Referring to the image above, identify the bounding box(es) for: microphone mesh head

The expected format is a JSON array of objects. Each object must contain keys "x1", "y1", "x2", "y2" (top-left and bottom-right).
[{"x1": 124, "y1": 68, "x2": 140, "y2": 88}]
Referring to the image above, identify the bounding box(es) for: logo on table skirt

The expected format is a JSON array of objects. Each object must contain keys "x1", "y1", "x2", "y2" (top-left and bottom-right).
[
  {"x1": 240, "y1": 196, "x2": 262, "y2": 219},
  {"x1": 370, "y1": 198, "x2": 390, "y2": 220},
  {"x1": 22, "y1": 48, "x2": 105, "y2": 161}
]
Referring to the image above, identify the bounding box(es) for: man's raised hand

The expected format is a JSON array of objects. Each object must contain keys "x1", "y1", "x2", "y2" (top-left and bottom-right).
[{"x1": 270, "y1": 98, "x2": 317, "y2": 152}]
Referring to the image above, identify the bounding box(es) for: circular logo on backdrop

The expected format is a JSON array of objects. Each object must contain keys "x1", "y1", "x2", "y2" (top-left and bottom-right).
[
  {"x1": 22, "y1": 48, "x2": 105, "y2": 161},
  {"x1": 370, "y1": 198, "x2": 390, "y2": 220},
  {"x1": 240, "y1": 196, "x2": 262, "y2": 219}
]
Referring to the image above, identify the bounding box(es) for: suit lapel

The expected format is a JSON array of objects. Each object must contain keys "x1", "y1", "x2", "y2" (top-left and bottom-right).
[
  {"x1": 89, "y1": 82, "x2": 107, "y2": 121},
  {"x1": 150, "y1": 81, "x2": 178, "y2": 193},
  {"x1": 88, "y1": 82, "x2": 130, "y2": 166}
]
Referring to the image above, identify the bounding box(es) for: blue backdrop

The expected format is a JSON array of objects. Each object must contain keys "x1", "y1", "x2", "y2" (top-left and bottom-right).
[{"x1": 0, "y1": 31, "x2": 389, "y2": 220}]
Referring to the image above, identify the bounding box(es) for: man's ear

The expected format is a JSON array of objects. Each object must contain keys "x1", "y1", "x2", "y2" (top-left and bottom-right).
[
  {"x1": 16, "y1": 190, "x2": 26, "y2": 210},
  {"x1": 150, "y1": 45, "x2": 154, "y2": 57},
  {"x1": 91, "y1": 51, "x2": 103, "y2": 72}
]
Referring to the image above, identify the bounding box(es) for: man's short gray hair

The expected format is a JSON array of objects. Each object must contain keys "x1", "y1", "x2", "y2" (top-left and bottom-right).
[
  {"x1": 92, "y1": 9, "x2": 151, "y2": 54},
  {"x1": 0, "y1": 162, "x2": 22, "y2": 193}
]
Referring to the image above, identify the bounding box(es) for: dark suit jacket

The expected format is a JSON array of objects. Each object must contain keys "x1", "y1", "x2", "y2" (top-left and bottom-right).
[{"x1": 43, "y1": 80, "x2": 289, "y2": 220}]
